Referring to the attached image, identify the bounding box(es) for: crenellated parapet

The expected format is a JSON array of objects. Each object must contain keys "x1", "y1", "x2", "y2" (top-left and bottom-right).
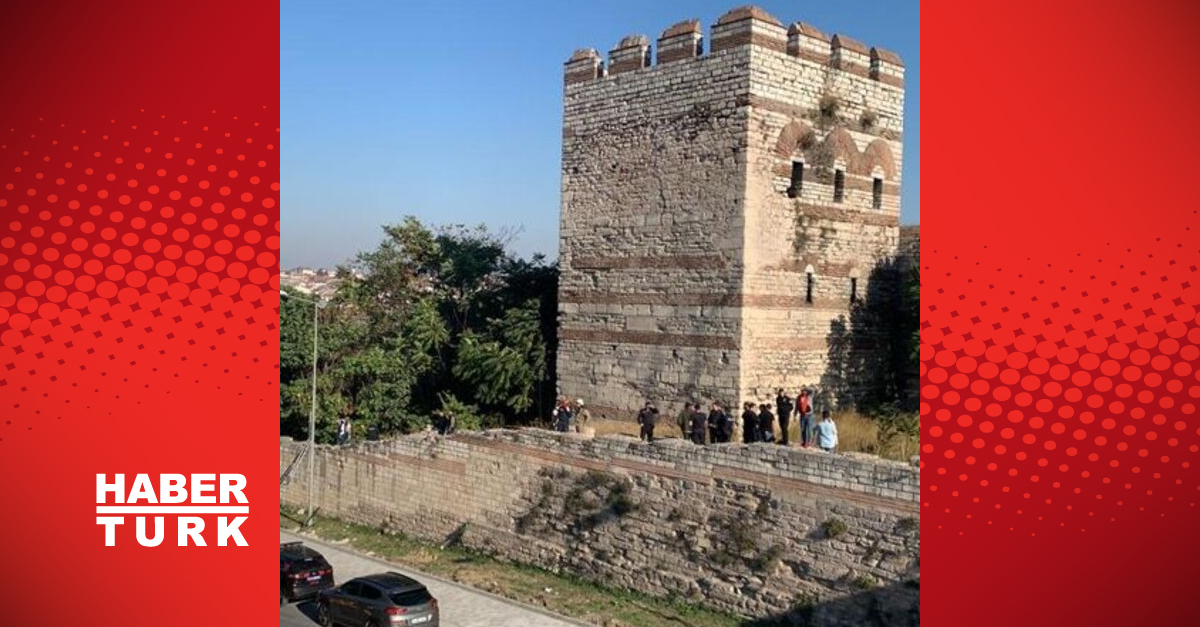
[
  {"x1": 787, "y1": 21, "x2": 830, "y2": 64},
  {"x1": 564, "y1": 48, "x2": 603, "y2": 85},
  {"x1": 710, "y1": 5, "x2": 786, "y2": 54},
  {"x1": 830, "y1": 34, "x2": 870, "y2": 76},
  {"x1": 871, "y1": 47, "x2": 905, "y2": 87},
  {"x1": 608, "y1": 34, "x2": 651, "y2": 75},
  {"x1": 564, "y1": 5, "x2": 904, "y2": 89},
  {"x1": 656, "y1": 19, "x2": 703, "y2": 64}
]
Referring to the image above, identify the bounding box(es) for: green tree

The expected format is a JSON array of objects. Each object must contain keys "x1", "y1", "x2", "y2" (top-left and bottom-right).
[
  {"x1": 906, "y1": 253, "x2": 920, "y2": 365},
  {"x1": 453, "y1": 299, "x2": 547, "y2": 414},
  {"x1": 279, "y1": 217, "x2": 558, "y2": 442}
]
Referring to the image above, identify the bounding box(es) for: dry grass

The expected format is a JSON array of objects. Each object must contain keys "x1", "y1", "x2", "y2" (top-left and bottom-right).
[
  {"x1": 586, "y1": 411, "x2": 917, "y2": 462},
  {"x1": 820, "y1": 412, "x2": 919, "y2": 461},
  {"x1": 589, "y1": 419, "x2": 663, "y2": 438}
]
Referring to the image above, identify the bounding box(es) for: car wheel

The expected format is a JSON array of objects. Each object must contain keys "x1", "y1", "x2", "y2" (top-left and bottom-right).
[{"x1": 316, "y1": 602, "x2": 332, "y2": 626}]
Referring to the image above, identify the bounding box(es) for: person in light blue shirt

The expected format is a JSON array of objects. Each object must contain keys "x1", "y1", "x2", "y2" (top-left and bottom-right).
[{"x1": 816, "y1": 410, "x2": 838, "y2": 453}]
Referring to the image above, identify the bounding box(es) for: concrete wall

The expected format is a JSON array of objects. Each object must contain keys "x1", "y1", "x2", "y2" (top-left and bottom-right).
[{"x1": 281, "y1": 429, "x2": 920, "y2": 623}]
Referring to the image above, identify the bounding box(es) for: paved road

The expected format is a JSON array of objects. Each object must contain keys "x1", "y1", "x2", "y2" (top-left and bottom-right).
[{"x1": 279, "y1": 530, "x2": 586, "y2": 627}]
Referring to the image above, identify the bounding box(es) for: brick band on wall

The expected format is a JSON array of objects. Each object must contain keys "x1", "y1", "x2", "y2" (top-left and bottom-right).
[
  {"x1": 564, "y1": 257, "x2": 882, "y2": 281},
  {"x1": 560, "y1": 328, "x2": 844, "y2": 351},
  {"x1": 753, "y1": 95, "x2": 902, "y2": 142},
  {"x1": 560, "y1": 328, "x2": 739, "y2": 350},
  {"x1": 792, "y1": 203, "x2": 901, "y2": 227},
  {"x1": 560, "y1": 291, "x2": 869, "y2": 310},
  {"x1": 569, "y1": 254, "x2": 729, "y2": 270}
]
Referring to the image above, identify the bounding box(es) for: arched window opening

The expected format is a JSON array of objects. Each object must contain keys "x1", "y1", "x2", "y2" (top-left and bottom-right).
[{"x1": 788, "y1": 161, "x2": 804, "y2": 198}]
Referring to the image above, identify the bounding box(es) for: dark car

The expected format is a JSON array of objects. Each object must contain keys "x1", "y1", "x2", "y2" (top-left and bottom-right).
[
  {"x1": 317, "y1": 572, "x2": 439, "y2": 627},
  {"x1": 280, "y1": 541, "x2": 335, "y2": 605}
]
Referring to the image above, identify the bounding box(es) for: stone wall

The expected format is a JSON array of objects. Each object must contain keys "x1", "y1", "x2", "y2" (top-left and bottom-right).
[
  {"x1": 557, "y1": 6, "x2": 908, "y2": 418},
  {"x1": 741, "y1": 29, "x2": 904, "y2": 404},
  {"x1": 281, "y1": 429, "x2": 920, "y2": 624},
  {"x1": 558, "y1": 28, "x2": 752, "y2": 418}
]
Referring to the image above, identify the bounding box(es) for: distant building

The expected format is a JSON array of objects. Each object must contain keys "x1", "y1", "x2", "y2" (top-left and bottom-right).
[{"x1": 279, "y1": 267, "x2": 345, "y2": 301}]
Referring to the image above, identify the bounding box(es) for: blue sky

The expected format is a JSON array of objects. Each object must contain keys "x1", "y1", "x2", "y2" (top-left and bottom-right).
[{"x1": 282, "y1": 0, "x2": 919, "y2": 267}]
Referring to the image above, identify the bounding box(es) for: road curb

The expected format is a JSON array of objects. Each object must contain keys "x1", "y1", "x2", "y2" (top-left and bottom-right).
[{"x1": 280, "y1": 528, "x2": 598, "y2": 627}]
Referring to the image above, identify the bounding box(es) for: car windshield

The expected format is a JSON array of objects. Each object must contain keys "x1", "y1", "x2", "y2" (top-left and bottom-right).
[
  {"x1": 289, "y1": 556, "x2": 328, "y2": 570},
  {"x1": 389, "y1": 589, "x2": 432, "y2": 606}
]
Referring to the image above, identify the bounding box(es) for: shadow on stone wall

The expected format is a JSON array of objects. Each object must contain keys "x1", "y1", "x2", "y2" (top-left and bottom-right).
[
  {"x1": 819, "y1": 257, "x2": 917, "y2": 413},
  {"x1": 743, "y1": 580, "x2": 919, "y2": 627},
  {"x1": 499, "y1": 448, "x2": 920, "y2": 623}
]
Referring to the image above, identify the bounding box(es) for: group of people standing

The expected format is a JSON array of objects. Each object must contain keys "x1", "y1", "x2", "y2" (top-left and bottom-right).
[
  {"x1": 636, "y1": 389, "x2": 839, "y2": 453},
  {"x1": 674, "y1": 401, "x2": 736, "y2": 445},
  {"x1": 551, "y1": 397, "x2": 591, "y2": 433},
  {"x1": 549, "y1": 389, "x2": 839, "y2": 453},
  {"x1": 335, "y1": 417, "x2": 383, "y2": 443}
]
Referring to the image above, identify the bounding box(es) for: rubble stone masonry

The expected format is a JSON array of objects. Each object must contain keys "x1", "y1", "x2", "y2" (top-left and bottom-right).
[
  {"x1": 558, "y1": 6, "x2": 908, "y2": 419},
  {"x1": 281, "y1": 430, "x2": 920, "y2": 624}
]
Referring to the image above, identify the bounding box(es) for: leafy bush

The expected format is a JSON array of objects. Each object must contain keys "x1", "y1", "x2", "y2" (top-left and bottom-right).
[
  {"x1": 859, "y1": 109, "x2": 878, "y2": 131},
  {"x1": 818, "y1": 94, "x2": 841, "y2": 124},
  {"x1": 752, "y1": 544, "x2": 785, "y2": 572},
  {"x1": 437, "y1": 392, "x2": 502, "y2": 431},
  {"x1": 551, "y1": 470, "x2": 640, "y2": 531},
  {"x1": 896, "y1": 517, "x2": 920, "y2": 535},
  {"x1": 872, "y1": 403, "x2": 920, "y2": 460},
  {"x1": 852, "y1": 574, "x2": 877, "y2": 590},
  {"x1": 606, "y1": 482, "x2": 638, "y2": 516},
  {"x1": 821, "y1": 518, "x2": 849, "y2": 539}
]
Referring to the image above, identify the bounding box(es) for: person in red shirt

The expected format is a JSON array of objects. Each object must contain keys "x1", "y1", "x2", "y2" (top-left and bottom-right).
[{"x1": 797, "y1": 389, "x2": 814, "y2": 448}]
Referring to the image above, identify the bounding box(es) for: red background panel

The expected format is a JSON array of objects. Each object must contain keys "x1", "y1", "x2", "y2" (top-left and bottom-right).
[
  {"x1": 0, "y1": 1, "x2": 279, "y2": 626},
  {"x1": 924, "y1": 0, "x2": 1200, "y2": 624}
]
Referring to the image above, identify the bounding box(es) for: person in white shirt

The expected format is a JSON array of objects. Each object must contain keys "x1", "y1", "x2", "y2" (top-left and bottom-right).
[
  {"x1": 816, "y1": 410, "x2": 838, "y2": 453},
  {"x1": 573, "y1": 399, "x2": 590, "y2": 433}
]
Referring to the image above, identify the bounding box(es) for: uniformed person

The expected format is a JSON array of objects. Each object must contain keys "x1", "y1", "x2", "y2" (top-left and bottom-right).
[
  {"x1": 758, "y1": 404, "x2": 775, "y2": 443},
  {"x1": 676, "y1": 403, "x2": 692, "y2": 439},
  {"x1": 775, "y1": 389, "x2": 794, "y2": 446},
  {"x1": 689, "y1": 403, "x2": 708, "y2": 445},
  {"x1": 741, "y1": 402, "x2": 759, "y2": 444},
  {"x1": 637, "y1": 401, "x2": 659, "y2": 442},
  {"x1": 707, "y1": 402, "x2": 725, "y2": 443}
]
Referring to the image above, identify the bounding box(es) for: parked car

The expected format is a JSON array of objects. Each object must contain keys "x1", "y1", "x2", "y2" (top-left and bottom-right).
[
  {"x1": 280, "y1": 541, "x2": 335, "y2": 605},
  {"x1": 317, "y1": 572, "x2": 439, "y2": 626}
]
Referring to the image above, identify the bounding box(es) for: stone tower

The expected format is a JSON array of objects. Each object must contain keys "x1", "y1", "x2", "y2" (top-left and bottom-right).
[{"x1": 557, "y1": 6, "x2": 906, "y2": 419}]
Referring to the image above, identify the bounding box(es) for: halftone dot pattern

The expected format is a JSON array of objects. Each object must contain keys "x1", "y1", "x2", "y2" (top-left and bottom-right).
[
  {"x1": 921, "y1": 216, "x2": 1200, "y2": 535},
  {"x1": 0, "y1": 110, "x2": 280, "y2": 441}
]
